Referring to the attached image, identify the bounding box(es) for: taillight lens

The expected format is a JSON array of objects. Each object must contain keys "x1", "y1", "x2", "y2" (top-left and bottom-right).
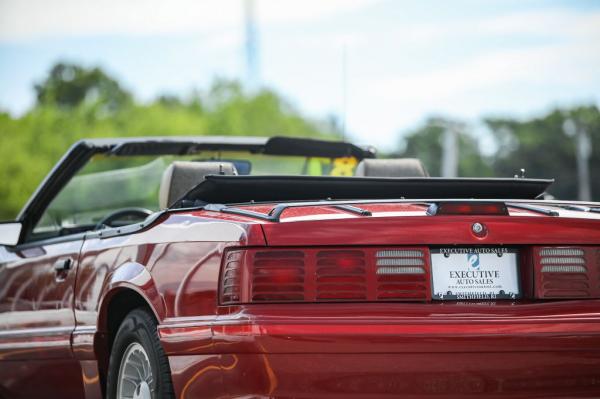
[
  {"x1": 534, "y1": 246, "x2": 600, "y2": 298},
  {"x1": 316, "y1": 250, "x2": 367, "y2": 300},
  {"x1": 220, "y1": 247, "x2": 430, "y2": 305},
  {"x1": 253, "y1": 251, "x2": 305, "y2": 301}
]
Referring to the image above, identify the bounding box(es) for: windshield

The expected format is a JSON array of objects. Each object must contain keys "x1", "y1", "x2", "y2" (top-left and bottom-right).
[{"x1": 32, "y1": 152, "x2": 358, "y2": 238}]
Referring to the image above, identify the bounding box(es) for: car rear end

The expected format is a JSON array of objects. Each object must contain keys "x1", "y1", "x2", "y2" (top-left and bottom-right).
[{"x1": 169, "y1": 201, "x2": 600, "y2": 398}]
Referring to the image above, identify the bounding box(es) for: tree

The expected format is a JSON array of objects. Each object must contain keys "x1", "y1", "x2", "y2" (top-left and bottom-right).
[
  {"x1": 34, "y1": 62, "x2": 132, "y2": 111},
  {"x1": 395, "y1": 117, "x2": 493, "y2": 177},
  {"x1": 202, "y1": 79, "x2": 342, "y2": 138},
  {"x1": 485, "y1": 106, "x2": 600, "y2": 200}
]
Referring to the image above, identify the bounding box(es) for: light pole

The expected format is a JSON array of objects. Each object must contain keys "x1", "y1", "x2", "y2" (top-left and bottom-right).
[
  {"x1": 563, "y1": 118, "x2": 592, "y2": 201},
  {"x1": 441, "y1": 126, "x2": 458, "y2": 178},
  {"x1": 432, "y1": 119, "x2": 465, "y2": 178}
]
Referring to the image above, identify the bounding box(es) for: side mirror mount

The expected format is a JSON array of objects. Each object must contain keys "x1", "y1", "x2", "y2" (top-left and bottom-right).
[{"x1": 0, "y1": 221, "x2": 22, "y2": 246}]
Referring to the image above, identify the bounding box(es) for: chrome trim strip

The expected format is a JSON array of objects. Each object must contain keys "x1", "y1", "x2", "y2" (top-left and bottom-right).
[{"x1": 0, "y1": 326, "x2": 73, "y2": 338}]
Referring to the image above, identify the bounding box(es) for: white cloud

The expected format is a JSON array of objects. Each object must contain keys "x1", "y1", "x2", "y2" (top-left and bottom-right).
[
  {"x1": 376, "y1": 8, "x2": 600, "y2": 48},
  {"x1": 367, "y1": 42, "x2": 600, "y2": 103},
  {"x1": 478, "y1": 9, "x2": 600, "y2": 39},
  {"x1": 0, "y1": 0, "x2": 379, "y2": 42}
]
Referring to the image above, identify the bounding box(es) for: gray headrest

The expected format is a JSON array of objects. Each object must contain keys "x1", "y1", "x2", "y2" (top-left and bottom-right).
[
  {"x1": 159, "y1": 161, "x2": 237, "y2": 208},
  {"x1": 355, "y1": 158, "x2": 429, "y2": 177}
]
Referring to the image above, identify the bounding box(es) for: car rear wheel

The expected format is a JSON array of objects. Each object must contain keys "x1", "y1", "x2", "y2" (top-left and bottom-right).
[{"x1": 106, "y1": 308, "x2": 174, "y2": 399}]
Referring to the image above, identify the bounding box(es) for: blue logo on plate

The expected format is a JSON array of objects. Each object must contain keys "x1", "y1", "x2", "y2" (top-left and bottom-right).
[{"x1": 468, "y1": 252, "x2": 480, "y2": 269}]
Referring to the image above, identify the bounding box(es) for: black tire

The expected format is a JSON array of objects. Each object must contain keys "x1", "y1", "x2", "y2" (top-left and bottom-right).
[{"x1": 106, "y1": 308, "x2": 175, "y2": 399}]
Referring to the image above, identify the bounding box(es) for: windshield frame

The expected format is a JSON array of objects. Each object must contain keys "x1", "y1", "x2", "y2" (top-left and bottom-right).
[{"x1": 15, "y1": 136, "x2": 375, "y2": 245}]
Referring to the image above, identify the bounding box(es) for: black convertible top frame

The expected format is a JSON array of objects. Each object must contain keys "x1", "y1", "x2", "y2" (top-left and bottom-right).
[
  {"x1": 16, "y1": 136, "x2": 374, "y2": 243},
  {"x1": 175, "y1": 174, "x2": 554, "y2": 207},
  {"x1": 171, "y1": 174, "x2": 555, "y2": 222}
]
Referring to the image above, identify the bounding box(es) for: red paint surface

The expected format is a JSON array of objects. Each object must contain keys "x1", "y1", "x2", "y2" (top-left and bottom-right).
[{"x1": 1, "y1": 203, "x2": 600, "y2": 397}]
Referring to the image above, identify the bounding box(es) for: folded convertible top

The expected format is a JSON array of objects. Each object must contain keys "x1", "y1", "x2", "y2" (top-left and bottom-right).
[{"x1": 176, "y1": 175, "x2": 554, "y2": 206}]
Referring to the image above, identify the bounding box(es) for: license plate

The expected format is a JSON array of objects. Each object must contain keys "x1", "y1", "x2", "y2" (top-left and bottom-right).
[{"x1": 431, "y1": 248, "x2": 520, "y2": 300}]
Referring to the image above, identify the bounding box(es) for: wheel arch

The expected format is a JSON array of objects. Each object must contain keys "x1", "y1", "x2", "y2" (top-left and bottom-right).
[{"x1": 94, "y1": 262, "x2": 166, "y2": 395}]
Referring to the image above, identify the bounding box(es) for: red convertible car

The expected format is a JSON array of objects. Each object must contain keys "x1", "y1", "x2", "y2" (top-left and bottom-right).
[{"x1": 1, "y1": 136, "x2": 600, "y2": 399}]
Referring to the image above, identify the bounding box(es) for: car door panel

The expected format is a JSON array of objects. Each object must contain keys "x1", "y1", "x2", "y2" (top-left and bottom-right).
[
  {"x1": 0, "y1": 359, "x2": 85, "y2": 398},
  {"x1": 0, "y1": 239, "x2": 85, "y2": 398}
]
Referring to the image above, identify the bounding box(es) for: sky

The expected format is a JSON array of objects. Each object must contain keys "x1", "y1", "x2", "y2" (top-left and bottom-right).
[{"x1": 0, "y1": 0, "x2": 599, "y2": 148}]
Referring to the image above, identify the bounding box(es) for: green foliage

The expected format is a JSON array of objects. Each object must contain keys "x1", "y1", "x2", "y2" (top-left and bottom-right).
[
  {"x1": 35, "y1": 62, "x2": 132, "y2": 112},
  {"x1": 203, "y1": 80, "x2": 326, "y2": 137},
  {"x1": 396, "y1": 117, "x2": 493, "y2": 177},
  {"x1": 396, "y1": 108, "x2": 599, "y2": 201},
  {"x1": 0, "y1": 64, "x2": 340, "y2": 220},
  {"x1": 486, "y1": 106, "x2": 600, "y2": 200}
]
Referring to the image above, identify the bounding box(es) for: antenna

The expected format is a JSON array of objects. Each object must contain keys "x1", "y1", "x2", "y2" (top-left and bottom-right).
[
  {"x1": 341, "y1": 44, "x2": 347, "y2": 141},
  {"x1": 244, "y1": 0, "x2": 260, "y2": 90}
]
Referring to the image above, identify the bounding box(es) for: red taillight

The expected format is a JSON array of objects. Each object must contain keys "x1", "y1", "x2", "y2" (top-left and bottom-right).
[
  {"x1": 252, "y1": 251, "x2": 305, "y2": 301},
  {"x1": 427, "y1": 202, "x2": 508, "y2": 216},
  {"x1": 316, "y1": 250, "x2": 367, "y2": 300},
  {"x1": 534, "y1": 246, "x2": 600, "y2": 299},
  {"x1": 220, "y1": 247, "x2": 430, "y2": 305}
]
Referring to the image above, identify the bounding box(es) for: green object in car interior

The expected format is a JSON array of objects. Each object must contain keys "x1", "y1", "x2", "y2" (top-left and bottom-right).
[{"x1": 307, "y1": 158, "x2": 323, "y2": 176}]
